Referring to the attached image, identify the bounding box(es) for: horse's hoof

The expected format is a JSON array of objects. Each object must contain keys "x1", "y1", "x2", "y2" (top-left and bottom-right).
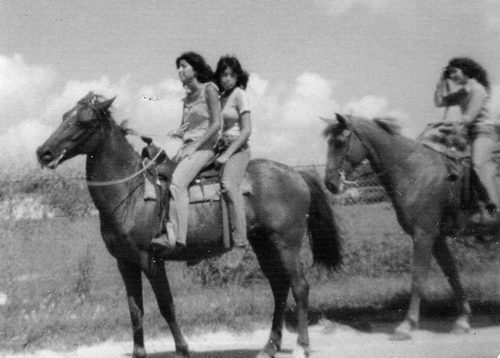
[
  {"x1": 390, "y1": 330, "x2": 412, "y2": 341},
  {"x1": 132, "y1": 346, "x2": 147, "y2": 358},
  {"x1": 451, "y1": 320, "x2": 471, "y2": 334},
  {"x1": 292, "y1": 345, "x2": 310, "y2": 358},
  {"x1": 391, "y1": 320, "x2": 417, "y2": 340}
]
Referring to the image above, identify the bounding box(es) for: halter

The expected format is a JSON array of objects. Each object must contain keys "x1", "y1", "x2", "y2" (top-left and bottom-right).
[{"x1": 331, "y1": 118, "x2": 419, "y2": 183}]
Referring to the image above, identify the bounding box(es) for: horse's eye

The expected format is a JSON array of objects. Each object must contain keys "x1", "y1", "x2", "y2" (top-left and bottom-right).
[
  {"x1": 77, "y1": 119, "x2": 95, "y2": 128},
  {"x1": 333, "y1": 137, "x2": 346, "y2": 149}
]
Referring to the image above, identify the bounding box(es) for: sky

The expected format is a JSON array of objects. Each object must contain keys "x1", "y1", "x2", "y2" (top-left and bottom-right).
[{"x1": 2, "y1": 0, "x2": 500, "y2": 173}]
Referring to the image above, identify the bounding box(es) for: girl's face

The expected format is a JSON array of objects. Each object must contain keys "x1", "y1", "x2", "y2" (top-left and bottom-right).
[
  {"x1": 447, "y1": 67, "x2": 467, "y2": 85},
  {"x1": 177, "y1": 59, "x2": 196, "y2": 84},
  {"x1": 219, "y1": 67, "x2": 237, "y2": 92}
]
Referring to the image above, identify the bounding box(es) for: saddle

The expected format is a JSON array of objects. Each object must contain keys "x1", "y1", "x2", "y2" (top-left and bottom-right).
[
  {"x1": 140, "y1": 142, "x2": 232, "y2": 250},
  {"x1": 419, "y1": 121, "x2": 483, "y2": 211}
]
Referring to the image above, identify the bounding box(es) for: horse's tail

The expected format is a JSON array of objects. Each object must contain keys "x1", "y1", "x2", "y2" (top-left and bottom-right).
[{"x1": 300, "y1": 171, "x2": 342, "y2": 269}]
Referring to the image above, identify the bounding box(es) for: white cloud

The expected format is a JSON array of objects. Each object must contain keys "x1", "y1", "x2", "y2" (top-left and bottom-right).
[
  {"x1": 314, "y1": 0, "x2": 394, "y2": 15},
  {"x1": 249, "y1": 72, "x2": 339, "y2": 165},
  {"x1": 0, "y1": 54, "x2": 57, "y2": 128},
  {"x1": 0, "y1": 53, "x2": 409, "y2": 171},
  {"x1": 344, "y1": 95, "x2": 389, "y2": 118},
  {"x1": 344, "y1": 95, "x2": 415, "y2": 136}
]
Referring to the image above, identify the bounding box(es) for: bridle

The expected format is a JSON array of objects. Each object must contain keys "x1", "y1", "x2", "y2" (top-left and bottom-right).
[
  {"x1": 330, "y1": 118, "x2": 420, "y2": 183},
  {"x1": 327, "y1": 122, "x2": 358, "y2": 183},
  {"x1": 65, "y1": 100, "x2": 166, "y2": 187}
]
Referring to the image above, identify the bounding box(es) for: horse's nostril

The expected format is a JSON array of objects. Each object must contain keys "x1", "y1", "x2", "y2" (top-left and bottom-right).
[
  {"x1": 38, "y1": 150, "x2": 53, "y2": 164},
  {"x1": 325, "y1": 182, "x2": 338, "y2": 194}
]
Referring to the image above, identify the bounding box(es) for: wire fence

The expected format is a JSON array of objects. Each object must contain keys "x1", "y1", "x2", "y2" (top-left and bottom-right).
[{"x1": 295, "y1": 162, "x2": 389, "y2": 206}]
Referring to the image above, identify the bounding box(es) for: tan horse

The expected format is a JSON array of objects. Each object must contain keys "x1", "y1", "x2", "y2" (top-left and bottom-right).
[{"x1": 36, "y1": 92, "x2": 342, "y2": 358}]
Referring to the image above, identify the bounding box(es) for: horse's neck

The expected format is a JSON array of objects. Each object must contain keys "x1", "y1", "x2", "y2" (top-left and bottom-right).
[
  {"x1": 86, "y1": 126, "x2": 142, "y2": 216},
  {"x1": 358, "y1": 123, "x2": 418, "y2": 183}
]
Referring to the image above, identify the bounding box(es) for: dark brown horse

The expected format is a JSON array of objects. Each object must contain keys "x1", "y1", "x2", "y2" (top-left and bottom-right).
[
  {"x1": 322, "y1": 113, "x2": 497, "y2": 340},
  {"x1": 36, "y1": 93, "x2": 342, "y2": 358}
]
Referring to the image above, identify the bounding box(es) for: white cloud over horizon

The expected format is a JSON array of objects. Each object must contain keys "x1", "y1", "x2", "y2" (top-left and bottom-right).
[
  {"x1": 313, "y1": 0, "x2": 396, "y2": 15},
  {"x1": 0, "y1": 53, "x2": 410, "y2": 172}
]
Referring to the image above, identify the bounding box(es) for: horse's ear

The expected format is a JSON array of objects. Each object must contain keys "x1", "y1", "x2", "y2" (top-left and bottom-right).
[
  {"x1": 119, "y1": 120, "x2": 135, "y2": 136},
  {"x1": 320, "y1": 113, "x2": 349, "y2": 127},
  {"x1": 119, "y1": 119, "x2": 129, "y2": 130},
  {"x1": 95, "y1": 96, "x2": 116, "y2": 111},
  {"x1": 335, "y1": 113, "x2": 348, "y2": 128},
  {"x1": 319, "y1": 116, "x2": 338, "y2": 125}
]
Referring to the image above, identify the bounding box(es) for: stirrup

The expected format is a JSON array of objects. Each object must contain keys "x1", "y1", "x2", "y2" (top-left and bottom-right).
[{"x1": 151, "y1": 222, "x2": 176, "y2": 254}]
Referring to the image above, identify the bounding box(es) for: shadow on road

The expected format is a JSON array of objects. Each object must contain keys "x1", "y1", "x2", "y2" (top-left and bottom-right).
[
  {"x1": 142, "y1": 348, "x2": 292, "y2": 357},
  {"x1": 285, "y1": 298, "x2": 500, "y2": 334}
]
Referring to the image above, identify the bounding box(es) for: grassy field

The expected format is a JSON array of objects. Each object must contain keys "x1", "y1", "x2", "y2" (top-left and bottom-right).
[{"x1": 0, "y1": 202, "x2": 499, "y2": 352}]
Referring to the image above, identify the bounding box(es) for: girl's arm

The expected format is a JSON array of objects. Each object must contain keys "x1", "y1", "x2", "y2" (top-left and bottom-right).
[
  {"x1": 434, "y1": 79, "x2": 467, "y2": 107},
  {"x1": 192, "y1": 83, "x2": 222, "y2": 150},
  {"x1": 219, "y1": 112, "x2": 251, "y2": 160},
  {"x1": 462, "y1": 86, "x2": 487, "y2": 124}
]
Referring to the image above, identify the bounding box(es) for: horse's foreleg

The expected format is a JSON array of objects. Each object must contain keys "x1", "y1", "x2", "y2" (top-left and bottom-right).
[
  {"x1": 433, "y1": 237, "x2": 471, "y2": 333},
  {"x1": 144, "y1": 261, "x2": 189, "y2": 358},
  {"x1": 118, "y1": 260, "x2": 146, "y2": 358},
  {"x1": 393, "y1": 228, "x2": 434, "y2": 340}
]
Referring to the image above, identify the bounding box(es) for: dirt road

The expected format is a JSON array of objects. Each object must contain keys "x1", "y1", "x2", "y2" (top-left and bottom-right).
[{"x1": 3, "y1": 320, "x2": 499, "y2": 358}]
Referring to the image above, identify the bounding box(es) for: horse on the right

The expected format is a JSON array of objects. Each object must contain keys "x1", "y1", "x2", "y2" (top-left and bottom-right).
[{"x1": 322, "y1": 113, "x2": 499, "y2": 340}]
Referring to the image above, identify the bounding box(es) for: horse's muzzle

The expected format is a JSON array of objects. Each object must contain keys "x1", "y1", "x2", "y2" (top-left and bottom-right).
[{"x1": 36, "y1": 146, "x2": 65, "y2": 169}]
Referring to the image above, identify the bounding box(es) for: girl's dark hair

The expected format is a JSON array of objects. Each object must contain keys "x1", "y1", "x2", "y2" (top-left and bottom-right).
[
  {"x1": 214, "y1": 55, "x2": 249, "y2": 90},
  {"x1": 175, "y1": 52, "x2": 214, "y2": 83},
  {"x1": 447, "y1": 57, "x2": 490, "y2": 92}
]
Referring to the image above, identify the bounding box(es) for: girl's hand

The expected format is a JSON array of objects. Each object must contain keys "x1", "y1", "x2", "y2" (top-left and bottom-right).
[
  {"x1": 215, "y1": 154, "x2": 229, "y2": 167},
  {"x1": 168, "y1": 129, "x2": 182, "y2": 139},
  {"x1": 174, "y1": 142, "x2": 198, "y2": 162}
]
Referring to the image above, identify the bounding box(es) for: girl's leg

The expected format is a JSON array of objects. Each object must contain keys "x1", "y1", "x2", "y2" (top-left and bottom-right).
[
  {"x1": 221, "y1": 149, "x2": 251, "y2": 247},
  {"x1": 168, "y1": 150, "x2": 215, "y2": 246},
  {"x1": 472, "y1": 135, "x2": 499, "y2": 207}
]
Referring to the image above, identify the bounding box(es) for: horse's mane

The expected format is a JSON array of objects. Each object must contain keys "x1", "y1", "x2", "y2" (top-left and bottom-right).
[
  {"x1": 323, "y1": 115, "x2": 402, "y2": 138},
  {"x1": 372, "y1": 116, "x2": 401, "y2": 135}
]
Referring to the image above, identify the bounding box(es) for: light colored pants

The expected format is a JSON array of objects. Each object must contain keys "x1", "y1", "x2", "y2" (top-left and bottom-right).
[
  {"x1": 169, "y1": 149, "x2": 215, "y2": 245},
  {"x1": 472, "y1": 134, "x2": 499, "y2": 206},
  {"x1": 221, "y1": 149, "x2": 250, "y2": 247}
]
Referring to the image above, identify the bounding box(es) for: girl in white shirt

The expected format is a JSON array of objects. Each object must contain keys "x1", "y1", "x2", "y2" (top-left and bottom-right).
[{"x1": 214, "y1": 55, "x2": 252, "y2": 267}]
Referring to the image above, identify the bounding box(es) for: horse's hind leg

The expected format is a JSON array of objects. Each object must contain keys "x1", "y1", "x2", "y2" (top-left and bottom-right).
[
  {"x1": 433, "y1": 237, "x2": 471, "y2": 333},
  {"x1": 251, "y1": 230, "x2": 310, "y2": 358},
  {"x1": 144, "y1": 261, "x2": 189, "y2": 358},
  {"x1": 251, "y1": 232, "x2": 290, "y2": 358},
  {"x1": 117, "y1": 260, "x2": 147, "y2": 358},
  {"x1": 393, "y1": 228, "x2": 434, "y2": 340},
  {"x1": 282, "y1": 245, "x2": 310, "y2": 358}
]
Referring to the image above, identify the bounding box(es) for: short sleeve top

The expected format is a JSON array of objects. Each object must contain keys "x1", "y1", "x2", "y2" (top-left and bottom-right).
[
  {"x1": 441, "y1": 79, "x2": 492, "y2": 125},
  {"x1": 180, "y1": 82, "x2": 221, "y2": 147},
  {"x1": 221, "y1": 87, "x2": 251, "y2": 137}
]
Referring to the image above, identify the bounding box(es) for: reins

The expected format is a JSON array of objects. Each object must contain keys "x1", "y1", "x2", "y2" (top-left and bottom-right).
[{"x1": 86, "y1": 148, "x2": 165, "y2": 187}]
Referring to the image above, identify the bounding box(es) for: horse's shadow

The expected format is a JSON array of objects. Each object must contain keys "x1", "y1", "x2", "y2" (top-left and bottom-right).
[
  {"x1": 285, "y1": 298, "x2": 500, "y2": 335},
  {"x1": 135, "y1": 349, "x2": 292, "y2": 357}
]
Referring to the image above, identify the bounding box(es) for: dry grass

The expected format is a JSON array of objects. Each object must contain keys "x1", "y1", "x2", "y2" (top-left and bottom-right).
[{"x1": 0, "y1": 203, "x2": 499, "y2": 352}]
